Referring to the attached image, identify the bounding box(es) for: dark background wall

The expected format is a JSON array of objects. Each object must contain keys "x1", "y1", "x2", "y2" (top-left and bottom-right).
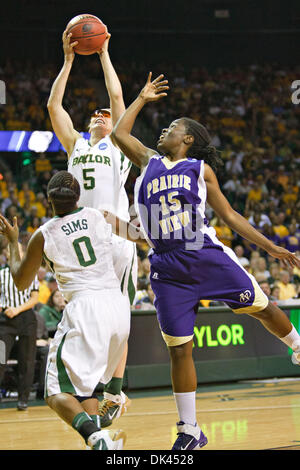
[{"x1": 0, "y1": 0, "x2": 299, "y2": 66}]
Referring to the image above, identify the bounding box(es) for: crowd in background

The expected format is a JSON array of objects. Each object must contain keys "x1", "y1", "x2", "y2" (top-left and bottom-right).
[{"x1": 0, "y1": 58, "x2": 300, "y2": 311}]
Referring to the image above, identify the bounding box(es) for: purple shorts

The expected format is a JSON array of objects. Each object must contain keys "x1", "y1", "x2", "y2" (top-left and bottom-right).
[{"x1": 149, "y1": 244, "x2": 268, "y2": 345}]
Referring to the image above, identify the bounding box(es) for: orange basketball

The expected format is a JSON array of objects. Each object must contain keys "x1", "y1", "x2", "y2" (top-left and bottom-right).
[{"x1": 66, "y1": 14, "x2": 107, "y2": 55}]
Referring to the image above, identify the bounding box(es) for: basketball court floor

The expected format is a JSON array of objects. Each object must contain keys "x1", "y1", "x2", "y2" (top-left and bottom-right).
[{"x1": 0, "y1": 377, "x2": 300, "y2": 451}]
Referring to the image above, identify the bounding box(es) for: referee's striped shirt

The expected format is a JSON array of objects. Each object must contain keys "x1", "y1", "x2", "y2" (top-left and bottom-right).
[{"x1": 0, "y1": 265, "x2": 39, "y2": 309}]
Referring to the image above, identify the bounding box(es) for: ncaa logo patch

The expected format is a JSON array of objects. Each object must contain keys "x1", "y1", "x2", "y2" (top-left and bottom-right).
[
  {"x1": 99, "y1": 142, "x2": 108, "y2": 150},
  {"x1": 239, "y1": 290, "x2": 251, "y2": 303}
]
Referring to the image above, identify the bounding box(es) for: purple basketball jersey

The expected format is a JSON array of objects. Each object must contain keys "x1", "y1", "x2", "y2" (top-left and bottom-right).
[
  {"x1": 134, "y1": 155, "x2": 268, "y2": 340},
  {"x1": 135, "y1": 155, "x2": 207, "y2": 252}
]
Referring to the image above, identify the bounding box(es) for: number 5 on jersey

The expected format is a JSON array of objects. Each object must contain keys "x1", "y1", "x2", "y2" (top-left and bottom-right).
[{"x1": 82, "y1": 168, "x2": 95, "y2": 190}]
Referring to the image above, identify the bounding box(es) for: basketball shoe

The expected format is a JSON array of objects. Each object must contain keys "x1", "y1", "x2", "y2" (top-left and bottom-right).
[
  {"x1": 88, "y1": 429, "x2": 126, "y2": 450},
  {"x1": 98, "y1": 391, "x2": 131, "y2": 428},
  {"x1": 172, "y1": 422, "x2": 208, "y2": 450},
  {"x1": 291, "y1": 341, "x2": 300, "y2": 365}
]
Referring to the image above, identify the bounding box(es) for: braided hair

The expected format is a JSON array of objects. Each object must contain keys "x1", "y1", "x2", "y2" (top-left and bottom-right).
[
  {"x1": 181, "y1": 117, "x2": 223, "y2": 173},
  {"x1": 47, "y1": 171, "x2": 80, "y2": 215}
]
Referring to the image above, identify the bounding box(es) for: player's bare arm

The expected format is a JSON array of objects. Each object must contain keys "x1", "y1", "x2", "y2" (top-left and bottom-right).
[
  {"x1": 47, "y1": 30, "x2": 82, "y2": 157},
  {"x1": 0, "y1": 215, "x2": 44, "y2": 291},
  {"x1": 204, "y1": 164, "x2": 300, "y2": 268},
  {"x1": 98, "y1": 34, "x2": 125, "y2": 131},
  {"x1": 112, "y1": 72, "x2": 169, "y2": 169},
  {"x1": 103, "y1": 211, "x2": 144, "y2": 243}
]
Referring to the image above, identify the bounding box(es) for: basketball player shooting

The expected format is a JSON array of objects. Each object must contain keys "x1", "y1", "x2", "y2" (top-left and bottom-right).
[
  {"x1": 111, "y1": 72, "x2": 300, "y2": 450},
  {"x1": 47, "y1": 30, "x2": 136, "y2": 428},
  {"x1": 0, "y1": 171, "x2": 141, "y2": 450}
]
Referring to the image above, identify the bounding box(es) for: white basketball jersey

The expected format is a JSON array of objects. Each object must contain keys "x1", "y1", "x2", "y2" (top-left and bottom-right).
[
  {"x1": 68, "y1": 135, "x2": 132, "y2": 221},
  {"x1": 39, "y1": 207, "x2": 119, "y2": 301}
]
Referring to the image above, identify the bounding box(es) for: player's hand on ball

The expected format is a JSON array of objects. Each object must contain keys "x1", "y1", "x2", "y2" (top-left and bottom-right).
[
  {"x1": 98, "y1": 33, "x2": 111, "y2": 54},
  {"x1": 267, "y1": 244, "x2": 300, "y2": 268},
  {"x1": 139, "y1": 72, "x2": 169, "y2": 103},
  {"x1": 62, "y1": 30, "x2": 78, "y2": 62},
  {"x1": 0, "y1": 214, "x2": 19, "y2": 244}
]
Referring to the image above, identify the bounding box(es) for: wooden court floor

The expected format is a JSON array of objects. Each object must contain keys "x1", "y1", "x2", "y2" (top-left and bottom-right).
[{"x1": 0, "y1": 378, "x2": 300, "y2": 451}]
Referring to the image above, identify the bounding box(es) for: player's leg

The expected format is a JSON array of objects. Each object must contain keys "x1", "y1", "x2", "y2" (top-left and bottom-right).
[
  {"x1": 168, "y1": 339, "x2": 196, "y2": 393},
  {"x1": 45, "y1": 292, "x2": 129, "y2": 449},
  {"x1": 210, "y1": 244, "x2": 300, "y2": 363},
  {"x1": 46, "y1": 393, "x2": 125, "y2": 450},
  {"x1": 150, "y1": 264, "x2": 208, "y2": 450},
  {"x1": 165, "y1": 337, "x2": 208, "y2": 451},
  {"x1": 245, "y1": 301, "x2": 300, "y2": 362},
  {"x1": 98, "y1": 239, "x2": 136, "y2": 427}
]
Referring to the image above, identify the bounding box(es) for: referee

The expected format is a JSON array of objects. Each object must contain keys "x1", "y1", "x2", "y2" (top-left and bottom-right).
[{"x1": 0, "y1": 245, "x2": 39, "y2": 410}]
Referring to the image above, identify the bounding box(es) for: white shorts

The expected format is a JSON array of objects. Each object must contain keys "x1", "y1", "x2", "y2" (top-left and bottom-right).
[
  {"x1": 111, "y1": 234, "x2": 137, "y2": 304},
  {"x1": 45, "y1": 288, "x2": 130, "y2": 397}
]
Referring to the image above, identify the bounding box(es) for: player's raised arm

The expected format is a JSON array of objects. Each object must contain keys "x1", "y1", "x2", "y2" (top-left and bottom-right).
[
  {"x1": 204, "y1": 164, "x2": 300, "y2": 268},
  {"x1": 0, "y1": 215, "x2": 44, "y2": 290},
  {"x1": 112, "y1": 73, "x2": 169, "y2": 169},
  {"x1": 97, "y1": 34, "x2": 125, "y2": 129},
  {"x1": 47, "y1": 30, "x2": 82, "y2": 157}
]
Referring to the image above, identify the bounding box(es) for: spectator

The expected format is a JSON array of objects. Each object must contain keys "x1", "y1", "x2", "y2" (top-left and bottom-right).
[
  {"x1": 273, "y1": 213, "x2": 290, "y2": 239},
  {"x1": 233, "y1": 245, "x2": 250, "y2": 267},
  {"x1": 38, "y1": 289, "x2": 65, "y2": 337},
  {"x1": 18, "y1": 182, "x2": 35, "y2": 207},
  {"x1": 31, "y1": 192, "x2": 47, "y2": 219},
  {"x1": 258, "y1": 281, "x2": 278, "y2": 301},
  {"x1": 37, "y1": 267, "x2": 51, "y2": 304},
  {"x1": 44, "y1": 272, "x2": 58, "y2": 295},
  {"x1": 282, "y1": 223, "x2": 300, "y2": 252},
  {"x1": 133, "y1": 277, "x2": 149, "y2": 307},
  {"x1": 254, "y1": 257, "x2": 271, "y2": 280},
  {"x1": 35, "y1": 153, "x2": 52, "y2": 174},
  {"x1": 271, "y1": 285, "x2": 280, "y2": 301},
  {"x1": 268, "y1": 262, "x2": 281, "y2": 285},
  {"x1": 277, "y1": 271, "x2": 297, "y2": 301},
  {"x1": 213, "y1": 218, "x2": 234, "y2": 248},
  {"x1": 134, "y1": 282, "x2": 155, "y2": 310}
]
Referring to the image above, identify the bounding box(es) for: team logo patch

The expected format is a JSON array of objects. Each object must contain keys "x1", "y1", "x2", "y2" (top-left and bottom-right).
[
  {"x1": 99, "y1": 142, "x2": 108, "y2": 150},
  {"x1": 239, "y1": 290, "x2": 252, "y2": 303},
  {"x1": 152, "y1": 272, "x2": 159, "y2": 279}
]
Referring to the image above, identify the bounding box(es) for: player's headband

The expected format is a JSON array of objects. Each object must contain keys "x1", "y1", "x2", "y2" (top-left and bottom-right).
[{"x1": 91, "y1": 108, "x2": 111, "y2": 118}]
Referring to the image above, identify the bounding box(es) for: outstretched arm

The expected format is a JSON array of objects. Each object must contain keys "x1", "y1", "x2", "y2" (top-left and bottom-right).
[
  {"x1": 47, "y1": 30, "x2": 82, "y2": 157},
  {"x1": 102, "y1": 211, "x2": 144, "y2": 243},
  {"x1": 98, "y1": 34, "x2": 125, "y2": 128},
  {"x1": 112, "y1": 72, "x2": 169, "y2": 169},
  {"x1": 0, "y1": 215, "x2": 44, "y2": 290},
  {"x1": 205, "y1": 164, "x2": 300, "y2": 268}
]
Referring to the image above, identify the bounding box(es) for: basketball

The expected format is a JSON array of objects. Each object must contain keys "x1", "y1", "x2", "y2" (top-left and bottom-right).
[{"x1": 66, "y1": 14, "x2": 107, "y2": 55}]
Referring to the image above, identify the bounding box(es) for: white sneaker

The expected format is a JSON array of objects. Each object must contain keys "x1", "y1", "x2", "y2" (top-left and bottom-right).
[
  {"x1": 88, "y1": 429, "x2": 127, "y2": 450},
  {"x1": 291, "y1": 341, "x2": 300, "y2": 365}
]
